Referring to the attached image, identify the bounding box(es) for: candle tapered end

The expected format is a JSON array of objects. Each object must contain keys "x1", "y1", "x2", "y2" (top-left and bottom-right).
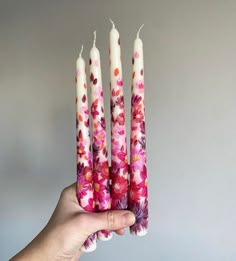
[
  {"x1": 109, "y1": 18, "x2": 115, "y2": 28},
  {"x1": 79, "y1": 45, "x2": 83, "y2": 57},
  {"x1": 93, "y1": 31, "x2": 96, "y2": 47},
  {"x1": 137, "y1": 24, "x2": 144, "y2": 38}
]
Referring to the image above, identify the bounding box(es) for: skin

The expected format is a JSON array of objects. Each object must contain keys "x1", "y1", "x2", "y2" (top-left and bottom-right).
[{"x1": 10, "y1": 183, "x2": 136, "y2": 261}]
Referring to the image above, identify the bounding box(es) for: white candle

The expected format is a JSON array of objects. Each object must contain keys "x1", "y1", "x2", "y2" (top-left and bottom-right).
[
  {"x1": 129, "y1": 25, "x2": 148, "y2": 236},
  {"x1": 89, "y1": 32, "x2": 112, "y2": 241},
  {"x1": 109, "y1": 19, "x2": 129, "y2": 210},
  {"x1": 76, "y1": 46, "x2": 97, "y2": 252}
]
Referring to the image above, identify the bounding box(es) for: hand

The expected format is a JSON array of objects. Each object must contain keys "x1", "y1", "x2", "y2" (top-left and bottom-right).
[{"x1": 10, "y1": 183, "x2": 136, "y2": 261}]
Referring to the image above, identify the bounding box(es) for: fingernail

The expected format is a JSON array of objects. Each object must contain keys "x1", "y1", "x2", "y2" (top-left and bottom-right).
[{"x1": 122, "y1": 213, "x2": 136, "y2": 226}]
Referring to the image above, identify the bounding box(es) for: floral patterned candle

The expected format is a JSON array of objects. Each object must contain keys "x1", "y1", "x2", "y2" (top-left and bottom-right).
[
  {"x1": 129, "y1": 25, "x2": 148, "y2": 236},
  {"x1": 76, "y1": 45, "x2": 97, "y2": 251},
  {"x1": 109, "y1": 19, "x2": 129, "y2": 210},
  {"x1": 89, "y1": 32, "x2": 112, "y2": 241}
]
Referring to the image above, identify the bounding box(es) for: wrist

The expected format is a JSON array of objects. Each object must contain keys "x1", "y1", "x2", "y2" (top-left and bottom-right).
[{"x1": 10, "y1": 225, "x2": 54, "y2": 261}]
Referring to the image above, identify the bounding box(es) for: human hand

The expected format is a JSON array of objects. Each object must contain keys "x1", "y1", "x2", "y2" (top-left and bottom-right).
[{"x1": 10, "y1": 183, "x2": 136, "y2": 261}]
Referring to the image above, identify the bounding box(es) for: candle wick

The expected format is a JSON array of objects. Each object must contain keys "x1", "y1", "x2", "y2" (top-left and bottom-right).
[
  {"x1": 93, "y1": 31, "x2": 96, "y2": 47},
  {"x1": 79, "y1": 45, "x2": 83, "y2": 57},
  {"x1": 137, "y1": 24, "x2": 144, "y2": 38},
  {"x1": 109, "y1": 18, "x2": 115, "y2": 28}
]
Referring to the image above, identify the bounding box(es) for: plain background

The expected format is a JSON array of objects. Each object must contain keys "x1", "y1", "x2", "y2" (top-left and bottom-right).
[{"x1": 1, "y1": 0, "x2": 236, "y2": 260}]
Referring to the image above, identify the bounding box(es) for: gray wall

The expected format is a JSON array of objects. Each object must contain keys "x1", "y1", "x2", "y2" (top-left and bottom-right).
[{"x1": 1, "y1": 0, "x2": 236, "y2": 260}]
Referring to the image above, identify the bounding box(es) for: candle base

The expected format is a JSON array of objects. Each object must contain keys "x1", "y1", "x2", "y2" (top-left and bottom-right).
[
  {"x1": 81, "y1": 233, "x2": 97, "y2": 252},
  {"x1": 130, "y1": 227, "x2": 148, "y2": 236},
  {"x1": 81, "y1": 241, "x2": 97, "y2": 253},
  {"x1": 97, "y1": 230, "x2": 113, "y2": 241}
]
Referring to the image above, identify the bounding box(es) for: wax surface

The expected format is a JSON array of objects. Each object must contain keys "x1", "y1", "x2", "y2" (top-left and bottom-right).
[
  {"x1": 76, "y1": 51, "x2": 97, "y2": 251},
  {"x1": 109, "y1": 22, "x2": 129, "y2": 210},
  {"x1": 129, "y1": 31, "x2": 148, "y2": 236},
  {"x1": 90, "y1": 37, "x2": 112, "y2": 241}
]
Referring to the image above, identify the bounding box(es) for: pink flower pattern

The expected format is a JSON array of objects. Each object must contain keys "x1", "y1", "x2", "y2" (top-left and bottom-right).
[
  {"x1": 90, "y1": 48, "x2": 112, "y2": 240},
  {"x1": 76, "y1": 58, "x2": 97, "y2": 251},
  {"x1": 110, "y1": 42, "x2": 128, "y2": 210},
  {"x1": 129, "y1": 48, "x2": 148, "y2": 235},
  {"x1": 76, "y1": 26, "x2": 148, "y2": 244}
]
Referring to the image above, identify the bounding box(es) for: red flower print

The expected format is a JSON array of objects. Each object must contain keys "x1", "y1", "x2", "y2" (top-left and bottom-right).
[
  {"x1": 115, "y1": 112, "x2": 125, "y2": 125},
  {"x1": 100, "y1": 116, "x2": 106, "y2": 130},
  {"x1": 85, "y1": 197, "x2": 95, "y2": 211},
  {"x1": 114, "y1": 194, "x2": 128, "y2": 209},
  {"x1": 131, "y1": 94, "x2": 142, "y2": 107},
  {"x1": 112, "y1": 175, "x2": 128, "y2": 200},
  {"x1": 116, "y1": 77, "x2": 123, "y2": 87},
  {"x1": 129, "y1": 181, "x2": 142, "y2": 202},
  {"x1": 116, "y1": 95, "x2": 124, "y2": 109},
  {"x1": 117, "y1": 150, "x2": 127, "y2": 162},
  {"x1": 132, "y1": 107, "x2": 144, "y2": 123},
  {"x1": 131, "y1": 147, "x2": 146, "y2": 172},
  {"x1": 112, "y1": 123, "x2": 125, "y2": 136},
  {"x1": 82, "y1": 94, "x2": 86, "y2": 103},
  {"x1": 93, "y1": 78, "x2": 98, "y2": 85},
  {"x1": 110, "y1": 160, "x2": 120, "y2": 175},
  {"x1": 94, "y1": 161, "x2": 109, "y2": 180},
  {"x1": 77, "y1": 165, "x2": 93, "y2": 198},
  {"x1": 140, "y1": 165, "x2": 147, "y2": 182},
  {"x1": 77, "y1": 143, "x2": 86, "y2": 157},
  {"x1": 136, "y1": 80, "x2": 144, "y2": 92},
  {"x1": 131, "y1": 121, "x2": 138, "y2": 132},
  {"x1": 91, "y1": 99, "x2": 99, "y2": 119},
  {"x1": 90, "y1": 73, "x2": 94, "y2": 82},
  {"x1": 84, "y1": 118, "x2": 89, "y2": 128},
  {"x1": 111, "y1": 140, "x2": 122, "y2": 159},
  {"x1": 100, "y1": 229, "x2": 111, "y2": 238},
  {"x1": 94, "y1": 128, "x2": 106, "y2": 146},
  {"x1": 114, "y1": 68, "x2": 119, "y2": 76}
]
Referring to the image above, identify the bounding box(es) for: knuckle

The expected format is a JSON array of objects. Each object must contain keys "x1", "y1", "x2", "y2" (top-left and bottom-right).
[
  {"x1": 60, "y1": 187, "x2": 68, "y2": 198},
  {"x1": 107, "y1": 211, "x2": 115, "y2": 229}
]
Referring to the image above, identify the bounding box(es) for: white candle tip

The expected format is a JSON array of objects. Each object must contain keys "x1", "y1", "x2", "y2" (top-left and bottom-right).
[
  {"x1": 79, "y1": 45, "x2": 83, "y2": 57},
  {"x1": 93, "y1": 31, "x2": 96, "y2": 47},
  {"x1": 137, "y1": 24, "x2": 144, "y2": 38},
  {"x1": 109, "y1": 18, "x2": 115, "y2": 28}
]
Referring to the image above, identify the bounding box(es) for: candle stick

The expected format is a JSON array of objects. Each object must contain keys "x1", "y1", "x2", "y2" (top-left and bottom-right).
[
  {"x1": 109, "y1": 19, "x2": 129, "y2": 210},
  {"x1": 76, "y1": 45, "x2": 97, "y2": 251},
  {"x1": 129, "y1": 25, "x2": 148, "y2": 236},
  {"x1": 90, "y1": 31, "x2": 112, "y2": 241}
]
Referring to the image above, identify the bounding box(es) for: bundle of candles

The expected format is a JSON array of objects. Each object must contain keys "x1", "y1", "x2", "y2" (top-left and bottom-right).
[{"x1": 76, "y1": 20, "x2": 148, "y2": 252}]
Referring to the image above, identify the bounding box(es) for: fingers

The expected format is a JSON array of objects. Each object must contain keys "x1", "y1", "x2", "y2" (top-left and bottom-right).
[
  {"x1": 77, "y1": 210, "x2": 135, "y2": 236},
  {"x1": 115, "y1": 228, "x2": 125, "y2": 235}
]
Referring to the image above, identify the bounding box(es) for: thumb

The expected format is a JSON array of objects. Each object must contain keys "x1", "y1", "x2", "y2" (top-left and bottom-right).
[{"x1": 80, "y1": 210, "x2": 136, "y2": 235}]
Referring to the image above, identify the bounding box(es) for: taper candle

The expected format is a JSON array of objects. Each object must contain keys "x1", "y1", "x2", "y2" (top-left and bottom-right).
[
  {"x1": 90, "y1": 32, "x2": 112, "y2": 241},
  {"x1": 129, "y1": 25, "x2": 148, "y2": 236},
  {"x1": 76, "y1": 46, "x2": 97, "y2": 251},
  {"x1": 109, "y1": 19, "x2": 129, "y2": 210}
]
